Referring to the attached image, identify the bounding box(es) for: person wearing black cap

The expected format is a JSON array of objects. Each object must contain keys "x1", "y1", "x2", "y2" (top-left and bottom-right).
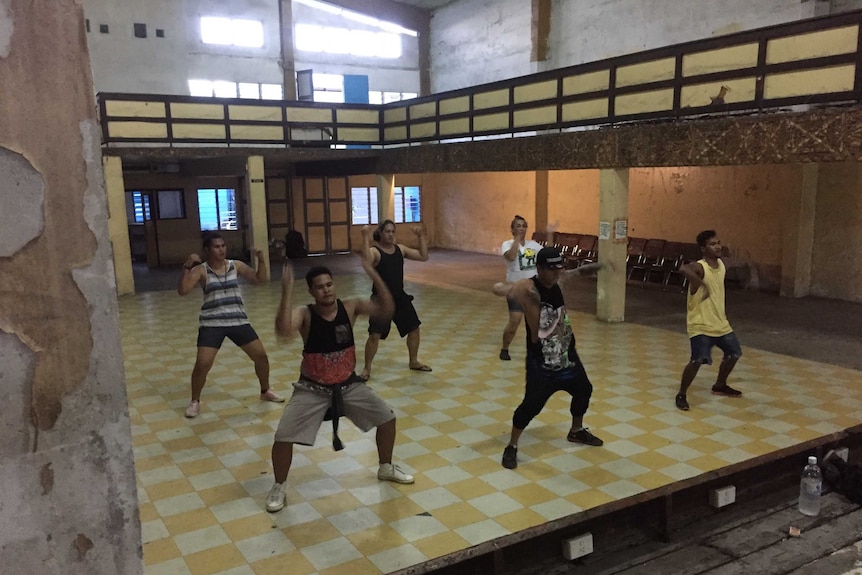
[
  {"x1": 265, "y1": 251, "x2": 414, "y2": 513},
  {"x1": 494, "y1": 246, "x2": 604, "y2": 469}
]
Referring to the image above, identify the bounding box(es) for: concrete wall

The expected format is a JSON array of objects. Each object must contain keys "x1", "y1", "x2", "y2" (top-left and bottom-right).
[
  {"x1": 0, "y1": 1, "x2": 142, "y2": 573},
  {"x1": 429, "y1": 0, "x2": 534, "y2": 93},
  {"x1": 811, "y1": 162, "x2": 862, "y2": 302},
  {"x1": 83, "y1": 0, "x2": 419, "y2": 97},
  {"x1": 427, "y1": 171, "x2": 537, "y2": 254},
  {"x1": 429, "y1": 0, "x2": 862, "y2": 93}
]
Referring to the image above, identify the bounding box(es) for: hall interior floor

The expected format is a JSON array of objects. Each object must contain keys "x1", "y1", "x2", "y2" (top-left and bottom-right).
[{"x1": 125, "y1": 250, "x2": 862, "y2": 575}]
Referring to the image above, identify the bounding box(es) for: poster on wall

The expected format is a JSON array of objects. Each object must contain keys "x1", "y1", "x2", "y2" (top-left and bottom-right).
[
  {"x1": 613, "y1": 218, "x2": 628, "y2": 243},
  {"x1": 599, "y1": 221, "x2": 611, "y2": 240}
]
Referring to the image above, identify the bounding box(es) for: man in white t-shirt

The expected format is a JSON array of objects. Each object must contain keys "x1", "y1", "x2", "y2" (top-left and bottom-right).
[{"x1": 499, "y1": 215, "x2": 543, "y2": 360}]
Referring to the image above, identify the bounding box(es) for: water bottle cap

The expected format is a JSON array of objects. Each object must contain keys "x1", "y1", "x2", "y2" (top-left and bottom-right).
[{"x1": 808, "y1": 456, "x2": 817, "y2": 465}]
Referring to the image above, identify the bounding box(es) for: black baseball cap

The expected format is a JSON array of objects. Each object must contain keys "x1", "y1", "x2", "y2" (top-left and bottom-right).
[{"x1": 536, "y1": 247, "x2": 564, "y2": 269}]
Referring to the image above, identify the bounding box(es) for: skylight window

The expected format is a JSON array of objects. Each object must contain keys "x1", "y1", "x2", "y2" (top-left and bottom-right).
[
  {"x1": 200, "y1": 17, "x2": 264, "y2": 48},
  {"x1": 295, "y1": 24, "x2": 401, "y2": 58},
  {"x1": 294, "y1": 0, "x2": 417, "y2": 37}
]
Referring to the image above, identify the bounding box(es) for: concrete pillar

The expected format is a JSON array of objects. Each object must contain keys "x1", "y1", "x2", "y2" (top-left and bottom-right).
[
  {"x1": 0, "y1": 1, "x2": 141, "y2": 572},
  {"x1": 597, "y1": 169, "x2": 629, "y2": 322},
  {"x1": 534, "y1": 170, "x2": 549, "y2": 235},
  {"x1": 780, "y1": 164, "x2": 818, "y2": 297},
  {"x1": 245, "y1": 156, "x2": 270, "y2": 281},
  {"x1": 103, "y1": 156, "x2": 135, "y2": 295},
  {"x1": 531, "y1": 0, "x2": 551, "y2": 63},
  {"x1": 376, "y1": 174, "x2": 396, "y2": 222},
  {"x1": 278, "y1": 0, "x2": 297, "y2": 100}
]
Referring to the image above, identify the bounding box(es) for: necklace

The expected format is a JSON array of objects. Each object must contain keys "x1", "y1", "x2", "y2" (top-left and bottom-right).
[{"x1": 209, "y1": 261, "x2": 231, "y2": 286}]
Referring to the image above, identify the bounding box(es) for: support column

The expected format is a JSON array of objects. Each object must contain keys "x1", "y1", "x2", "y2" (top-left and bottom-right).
[
  {"x1": 534, "y1": 170, "x2": 549, "y2": 235},
  {"x1": 104, "y1": 156, "x2": 135, "y2": 295},
  {"x1": 278, "y1": 0, "x2": 297, "y2": 100},
  {"x1": 376, "y1": 174, "x2": 396, "y2": 222},
  {"x1": 780, "y1": 164, "x2": 818, "y2": 298},
  {"x1": 597, "y1": 169, "x2": 629, "y2": 322},
  {"x1": 245, "y1": 156, "x2": 270, "y2": 281}
]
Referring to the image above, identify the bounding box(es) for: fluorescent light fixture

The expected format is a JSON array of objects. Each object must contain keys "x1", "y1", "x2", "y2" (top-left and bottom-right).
[{"x1": 295, "y1": 0, "x2": 418, "y2": 37}]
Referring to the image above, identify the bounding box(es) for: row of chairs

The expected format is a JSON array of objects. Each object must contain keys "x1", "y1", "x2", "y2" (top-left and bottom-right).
[
  {"x1": 532, "y1": 231, "x2": 599, "y2": 269},
  {"x1": 532, "y1": 232, "x2": 706, "y2": 290}
]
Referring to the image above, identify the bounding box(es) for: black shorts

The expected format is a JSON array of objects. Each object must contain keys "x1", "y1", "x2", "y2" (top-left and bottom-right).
[
  {"x1": 368, "y1": 296, "x2": 421, "y2": 339},
  {"x1": 197, "y1": 324, "x2": 259, "y2": 349}
]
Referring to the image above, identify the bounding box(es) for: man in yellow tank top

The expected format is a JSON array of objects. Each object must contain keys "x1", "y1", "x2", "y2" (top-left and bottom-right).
[{"x1": 675, "y1": 230, "x2": 743, "y2": 411}]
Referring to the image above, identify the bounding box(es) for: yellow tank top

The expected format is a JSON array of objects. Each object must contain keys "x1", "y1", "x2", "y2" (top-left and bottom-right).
[{"x1": 686, "y1": 259, "x2": 732, "y2": 337}]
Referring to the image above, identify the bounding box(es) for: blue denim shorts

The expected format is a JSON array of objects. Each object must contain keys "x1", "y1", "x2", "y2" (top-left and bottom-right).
[{"x1": 689, "y1": 332, "x2": 742, "y2": 365}]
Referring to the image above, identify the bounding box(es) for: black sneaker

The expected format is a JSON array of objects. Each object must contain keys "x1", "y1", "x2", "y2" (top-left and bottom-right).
[
  {"x1": 711, "y1": 384, "x2": 742, "y2": 397},
  {"x1": 675, "y1": 393, "x2": 690, "y2": 411},
  {"x1": 499, "y1": 349, "x2": 511, "y2": 361},
  {"x1": 502, "y1": 445, "x2": 518, "y2": 469},
  {"x1": 567, "y1": 428, "x2": 604, "y2": 446}
]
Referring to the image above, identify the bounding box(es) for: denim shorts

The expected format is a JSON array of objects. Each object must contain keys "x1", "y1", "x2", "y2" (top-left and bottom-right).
[{"x1": 690, "y1": 332, "x2": 742, "y2": 365}]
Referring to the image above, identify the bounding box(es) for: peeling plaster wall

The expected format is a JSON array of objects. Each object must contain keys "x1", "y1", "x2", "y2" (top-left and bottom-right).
[{"x1": 0, "y1": 1, "x2": 142, "y2": 573}]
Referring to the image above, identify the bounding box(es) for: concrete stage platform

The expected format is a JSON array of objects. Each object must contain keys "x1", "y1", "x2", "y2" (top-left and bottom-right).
[{"x1": 124, "y1": 251, "x2": 862, "y2": 575}]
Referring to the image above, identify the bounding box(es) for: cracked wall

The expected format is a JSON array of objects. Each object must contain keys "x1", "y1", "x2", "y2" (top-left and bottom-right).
[{"x1": 0, "y1": 0, "x2": 142, "y2": 573}]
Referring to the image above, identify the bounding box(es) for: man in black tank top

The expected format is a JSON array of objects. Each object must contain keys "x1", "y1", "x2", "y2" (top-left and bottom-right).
[
  {"x1": 494, "y1": 247, "x2": 605, "y2": 470},
  {"x1": 265, "y1": 254, "x2": 414, "y2": 513},
  {"x1": 359, "y1": 221, "x2": 431, "y2": 381}
]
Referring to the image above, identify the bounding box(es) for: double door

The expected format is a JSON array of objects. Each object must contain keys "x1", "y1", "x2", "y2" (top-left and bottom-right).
[{"x1": 267, "y1": 176, "x2": 351, "y2": 255}]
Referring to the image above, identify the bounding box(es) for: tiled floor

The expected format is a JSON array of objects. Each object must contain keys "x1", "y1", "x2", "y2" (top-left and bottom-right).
[{"x1": 122, "y1": 267, "x2": 862, "y2": 575}]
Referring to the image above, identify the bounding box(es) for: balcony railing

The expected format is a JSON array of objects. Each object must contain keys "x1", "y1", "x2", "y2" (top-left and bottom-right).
[{"x1": 100, "y1": 9, "x2": 862, "y2": 148}]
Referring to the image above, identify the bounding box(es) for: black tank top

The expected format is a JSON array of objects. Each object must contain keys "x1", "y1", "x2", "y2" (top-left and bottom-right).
[
  {"x1": 372, "y1": 245, "x2": 406, "y2": 298},
  {"x1": 525, "y1": 277, "x2": 576, "y2": 370},
  {"x1": 301, "y1": 300, "x2": 356, "y2": 385}
]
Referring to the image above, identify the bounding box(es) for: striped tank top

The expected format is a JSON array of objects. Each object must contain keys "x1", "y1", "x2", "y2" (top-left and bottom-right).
[{"x1": 199, "y1": 260, "x2": 249, "y2": 328}]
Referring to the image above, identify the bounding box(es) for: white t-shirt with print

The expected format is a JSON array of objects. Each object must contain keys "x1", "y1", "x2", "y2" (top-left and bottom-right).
[{"x1": 502, "y1": 239, "x2": 543, "y2": 282}]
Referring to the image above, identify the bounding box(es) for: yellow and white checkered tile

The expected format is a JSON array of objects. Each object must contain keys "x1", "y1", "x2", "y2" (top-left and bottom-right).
[{"x1": 120, "y1": 275, "x2": 862, "y2": 575}]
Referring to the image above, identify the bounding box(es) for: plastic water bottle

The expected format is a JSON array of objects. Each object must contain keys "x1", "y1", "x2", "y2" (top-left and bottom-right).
[{"x1": 798, "y1": 456, "x2": 822, "y2": 516}]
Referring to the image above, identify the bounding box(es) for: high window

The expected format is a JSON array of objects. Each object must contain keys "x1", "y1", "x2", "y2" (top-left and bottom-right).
[
  {"x1": 200, "y1": 17, "x2": 264, "y2": 48},
  {"x1": 188, "y1": 80, "x2": 283, "y2": 100},
  {"x1": 198, "y1": 188, "x2": 237, "y2": 231},
  {"x1": 295, "y1": 24, "x2": 401, "y2": 58},
  {"x1": 126, "y1": 191, "x2": 151, "y2": 224},
  {"x1": 368, "y1": 90, "x2": 418, "y2": 104},
  {"x1": 125, "y1": 190, "x2": 184, "y2": 223},
  {"x1": 350, "y1": 186, "x2": 421, "y2": 225}
]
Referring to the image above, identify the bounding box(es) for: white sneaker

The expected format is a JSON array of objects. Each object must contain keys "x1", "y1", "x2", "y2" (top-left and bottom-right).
[
  {"x1": 184, "y1": 400, "x2": 200, "y2": 418},
  {"x1": 377, "y1": 463, "x2": 414, "y2": 484},
  {"x1": 265, "y1": 482, "x2": 286, "y2": 512}
]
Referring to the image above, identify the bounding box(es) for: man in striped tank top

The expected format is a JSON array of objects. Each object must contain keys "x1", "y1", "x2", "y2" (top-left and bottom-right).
[
  {"x1": 178, "y1": 233, "x2": 283, "y2": 418},
  {"x1": 675, "y1": 230, "x2": 744, "y2": 411}
]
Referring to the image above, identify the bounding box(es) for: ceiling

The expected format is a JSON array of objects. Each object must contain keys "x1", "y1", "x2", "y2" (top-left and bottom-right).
[{"x1": 391, "y1": 0, "x2": 457, "y2": 11}]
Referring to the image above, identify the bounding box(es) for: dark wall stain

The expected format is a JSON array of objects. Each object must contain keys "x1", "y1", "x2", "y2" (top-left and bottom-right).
[
  {"x1": 74, "y1": 533, "x2": 93, "y2": 561},
  {"x1": 40, "y1": 462, "x2": 53, "y2": 495}
]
